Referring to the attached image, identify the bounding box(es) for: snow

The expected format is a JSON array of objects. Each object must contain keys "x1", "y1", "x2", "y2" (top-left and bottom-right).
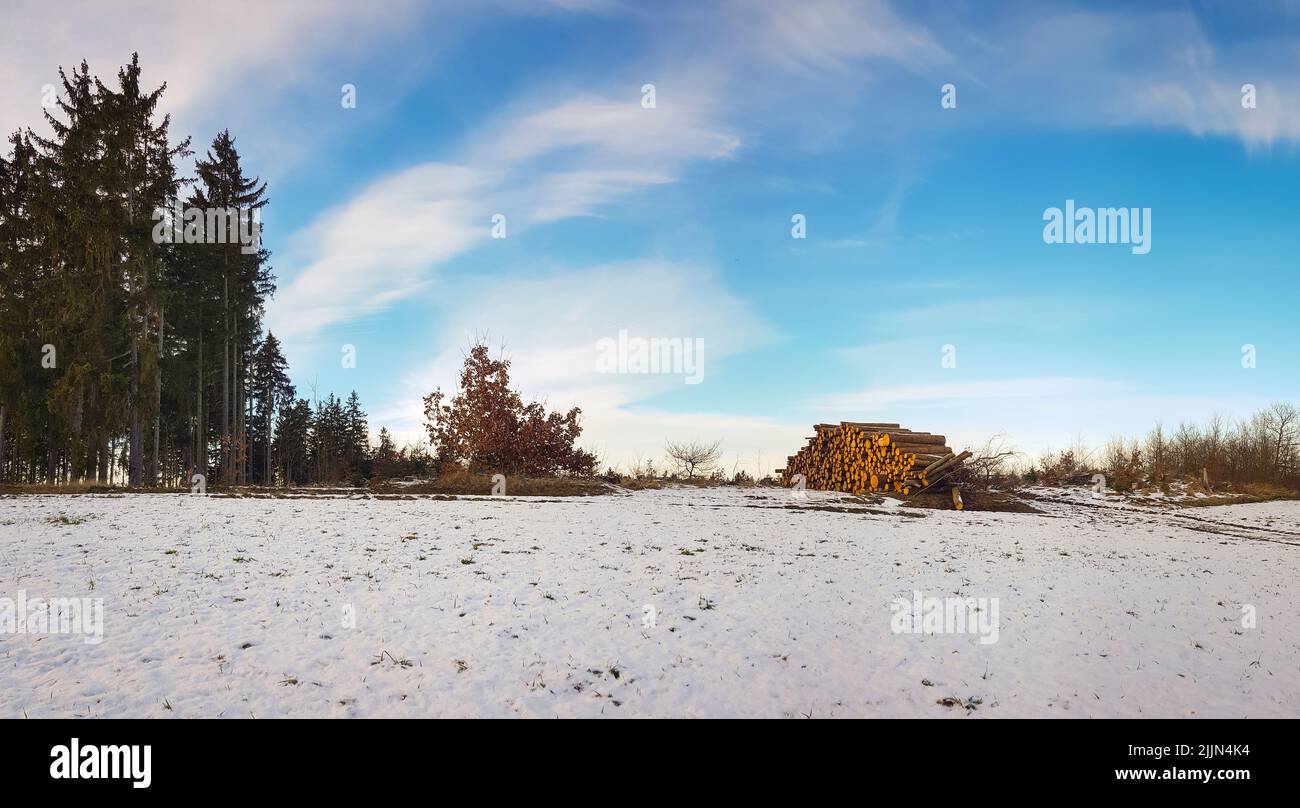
[
  {"x1": 2, "y1": 486, "x2": 1298, "y2": 718},
  {"x1": 1191, "y1": 499, "x2": 1300, "y2": 531}
]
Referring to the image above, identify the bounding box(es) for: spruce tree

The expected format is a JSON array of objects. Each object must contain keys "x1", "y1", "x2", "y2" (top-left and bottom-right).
[
  {"x1": 188, "y1": 130, "x2": 270, "y2": 486},
  {"x1": 249, "y1": 332, "x2": 292, "y2": 484}
]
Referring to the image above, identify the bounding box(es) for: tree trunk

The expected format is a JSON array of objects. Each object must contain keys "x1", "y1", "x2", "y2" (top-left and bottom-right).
[
  {"x1": 265, "y1": 393, "x2": 273, "y2": 486},
  {"x1": 129, "y1": 337, "x2": 142, "y2": 487},
  {"x1": 152, "y1": 306, "x2": 163, "y2": 485},
  {"x1": 196, "y1": 328, "x2": 204, "y2": 482},
  {"x1": 234, "y1": 323, "x2": 242, "y2": 485},
  {"x1": 236, "y1": 329, "x2": 245, "y2": 485},
  {"x1": 222, "y1": 272, "x2": 230, "y2": 486}
]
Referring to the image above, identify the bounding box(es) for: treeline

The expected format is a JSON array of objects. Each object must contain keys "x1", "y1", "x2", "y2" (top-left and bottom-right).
[
  {"x1": 0, "y1": 53, "x2": 382, "y2": 488},
  {"x1": 1028, "y1": 402, "x2": 1300, "y2": 491}
]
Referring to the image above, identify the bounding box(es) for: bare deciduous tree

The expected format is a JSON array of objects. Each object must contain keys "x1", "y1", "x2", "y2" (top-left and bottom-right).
[
  {"x1": 1263, "y1": 402, "x2": 1299, "y2": 479},
  {"x1": 665, "y1": 439, "x2": 722, "y2": 479}
]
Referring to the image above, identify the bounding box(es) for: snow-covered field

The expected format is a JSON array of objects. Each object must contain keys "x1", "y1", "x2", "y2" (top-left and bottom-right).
[{"x1": 3, "y1": 486, "x2": 1298, "y2": 718}]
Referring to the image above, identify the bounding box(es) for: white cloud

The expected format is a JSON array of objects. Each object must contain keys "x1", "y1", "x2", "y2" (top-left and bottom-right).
[
  {"x1": 0, "y1": 0, "x2": 428, "y2": 142},
  {"x1": 267, "y1": 90, "x2": 739, "y2": 339},
  {"x1": 733, "y1": 0, "x2": 951, "y2": 75},
  {"x1": 476, "y1": 94, "x2": 740, "y2": 167},
  {"x1": 936, "y1": 7, "x2": 1300, "y2": 147},
  {"x1": 1134, "y1": 79, "x2": 1300, "y2": 146},
  {"x1": 268, "y1": 164, "x2": 487, "y2": 337}
]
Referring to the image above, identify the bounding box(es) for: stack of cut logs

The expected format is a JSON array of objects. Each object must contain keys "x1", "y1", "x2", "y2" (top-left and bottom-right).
[{"x1": 776, "y1": 422, "x2": 971, "y2": 496}]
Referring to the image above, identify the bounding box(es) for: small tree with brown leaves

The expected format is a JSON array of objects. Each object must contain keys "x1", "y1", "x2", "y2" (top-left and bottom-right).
[{"x1": 422, "y1": 342, "x2": 596, "y2": 476}]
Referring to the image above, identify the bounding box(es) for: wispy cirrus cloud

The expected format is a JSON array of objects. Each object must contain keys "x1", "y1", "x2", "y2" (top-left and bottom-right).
[
  {"x1": 267, "y1": 88, "x2": 740, "y2": 339},
  {"x1": 729, "y1": 0, "x2": 951, "y2": 75},
  {"x1": 0, "y1": 0, "x2": 635, "y2": 181},
  {"x1": 265, "y1": 0, "x2": 954, "y2": 343},
  {"x1": 0, "y1": 0, "x2": 430, "y2": 142},
  {"x1": 925, "y1": 5, "x2": 1300, "y2": 147},
  {"x1": 475, "y1": 94, "x2": 739, "y2": 166}
]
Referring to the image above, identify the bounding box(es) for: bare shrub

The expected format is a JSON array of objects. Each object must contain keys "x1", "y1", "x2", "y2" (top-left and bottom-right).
[
  {"x1": 664, "y1": 439, "x2": 722, "y2": 479},
  {"x1": 627, "y1": 456, "x2": 658, "y2": 480},
  {"x1": 1036, "y1": 449, "x2": 1080, "y2": 485}
]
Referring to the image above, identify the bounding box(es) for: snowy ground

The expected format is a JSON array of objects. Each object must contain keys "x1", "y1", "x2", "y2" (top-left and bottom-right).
[{"x1": 2, "y1": 486, "x2": 1298, "y2": 718}]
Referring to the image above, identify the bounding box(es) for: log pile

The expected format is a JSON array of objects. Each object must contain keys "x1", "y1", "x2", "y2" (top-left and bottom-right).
[{"x1": 775, "y1": 422, "x2": 971, "y2": 496}]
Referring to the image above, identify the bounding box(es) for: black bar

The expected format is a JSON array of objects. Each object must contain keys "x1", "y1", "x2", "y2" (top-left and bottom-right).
[{"x1": 3, "y1": 719, "x2": 1276, "y2": 794}]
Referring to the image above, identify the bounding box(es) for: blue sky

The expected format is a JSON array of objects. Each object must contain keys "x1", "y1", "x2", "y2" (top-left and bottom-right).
[{"x1": 4, "y1": 0, "x2": 1298, "y2": 473}]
